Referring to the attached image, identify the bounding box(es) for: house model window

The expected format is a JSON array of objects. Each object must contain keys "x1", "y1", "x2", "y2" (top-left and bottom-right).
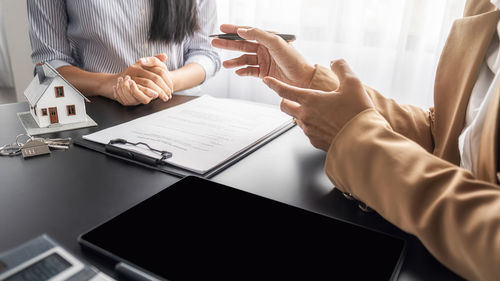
[
  {"x1": 67, "y1": 105, "x2": 76, "y2": 116},
  {"x1": 55, "y1": 86, "x2": 65, "y2": 98},
  {"x1": 41, "y1": 108, "x2": 47, "y2": 116}
]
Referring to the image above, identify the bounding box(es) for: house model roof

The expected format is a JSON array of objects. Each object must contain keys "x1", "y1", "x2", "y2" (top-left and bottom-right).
[{"x1": 24, "y1": 63, "x2": 90, "y2": 105}]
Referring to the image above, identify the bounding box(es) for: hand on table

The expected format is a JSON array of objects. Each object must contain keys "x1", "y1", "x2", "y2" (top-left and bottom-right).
[
  {"x1": 264, "y1": 60, "x2": 374, "y2": 151},
  {"x1": 112, "y1": 53, "x2": 174, "y2": 106},
  {"x1": 113, "y1": 76, "x2": 152, "y2": 106},
  {"x1": 212, "y1": 24, "x2": 315, "y2": 88}
]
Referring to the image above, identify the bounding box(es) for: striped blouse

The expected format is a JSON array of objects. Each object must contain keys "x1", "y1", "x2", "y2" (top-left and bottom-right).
[{"x1": 27, "y1": 0, "x2": 221, "y2": 85}]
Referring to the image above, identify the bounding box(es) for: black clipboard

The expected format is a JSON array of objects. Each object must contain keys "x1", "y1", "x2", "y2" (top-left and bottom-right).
[{"x1": 74, "y1": 121, "x2": 295, "y2": 178}]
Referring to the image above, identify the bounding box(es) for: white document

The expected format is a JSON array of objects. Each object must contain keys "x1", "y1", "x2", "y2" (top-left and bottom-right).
[{"x1": 83, "y1": 95, "x2": 293, "y2": 174}]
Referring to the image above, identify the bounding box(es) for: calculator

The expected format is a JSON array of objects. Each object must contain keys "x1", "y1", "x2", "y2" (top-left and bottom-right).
[{"x1": 0, "y1": 235, "x2": 114, "y2": 281}]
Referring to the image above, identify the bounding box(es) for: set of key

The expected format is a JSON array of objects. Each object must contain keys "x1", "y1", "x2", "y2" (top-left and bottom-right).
[{"x1": 0, "y1": 134, "x2": 71, "y2": 159}]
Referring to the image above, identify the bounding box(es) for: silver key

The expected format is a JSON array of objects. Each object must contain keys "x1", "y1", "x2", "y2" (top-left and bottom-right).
[
  {"x1": 1, "y1": 135, "x2": 72, "y2": 158},
  {"x1": 35, "y1": 137, "x2": 72, "y2": 150}
]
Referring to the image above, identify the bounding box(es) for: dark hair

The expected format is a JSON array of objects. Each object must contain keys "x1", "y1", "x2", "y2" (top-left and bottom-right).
[{"x1": 149, "y1": 0, "x2": 200, "y2": 44}]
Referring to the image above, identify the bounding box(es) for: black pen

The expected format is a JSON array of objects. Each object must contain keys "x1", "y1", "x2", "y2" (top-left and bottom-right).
[{"x1": 210, "y1": 33, "x2": 296, "y2": 42}]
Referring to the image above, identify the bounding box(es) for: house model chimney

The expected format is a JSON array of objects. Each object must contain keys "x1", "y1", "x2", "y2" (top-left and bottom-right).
[{"x1": 35, "y1": 63, "x2": 46, "y2": 84}]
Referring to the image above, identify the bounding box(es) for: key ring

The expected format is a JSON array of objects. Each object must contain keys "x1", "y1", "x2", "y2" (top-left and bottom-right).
[
  {"x1": 0, "y1": 143, "x2": 22, "y2": 156},
  {"x1": 15, "y1": 134, "x2": 32, "y2": 147},
  {"x1": 0, "y1": 134, "x2": 32, "y2": 157}
]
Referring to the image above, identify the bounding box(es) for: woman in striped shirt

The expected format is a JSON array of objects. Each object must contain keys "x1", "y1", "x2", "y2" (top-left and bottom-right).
[{"x1": 28, "y1": 0, "x2": 220, "y2": 106}]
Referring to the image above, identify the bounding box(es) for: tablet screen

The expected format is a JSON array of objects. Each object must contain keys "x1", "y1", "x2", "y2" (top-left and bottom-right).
[{"x1": 80, "y1": 176, "x2": 405, "y2": 281}]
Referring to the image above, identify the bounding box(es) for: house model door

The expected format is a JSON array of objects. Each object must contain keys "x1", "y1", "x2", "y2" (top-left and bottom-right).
[{"x1": 48, "y1": 107, "x2": 59, "y2": 124}]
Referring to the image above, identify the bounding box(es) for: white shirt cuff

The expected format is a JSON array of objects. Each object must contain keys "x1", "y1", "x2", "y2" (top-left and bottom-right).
[
  {"x1": 47, "y1": 59, "x2": 72, "y2": 70},
  {"x1": 185, "y1": 55, "x2": 217, "y2": 82}
]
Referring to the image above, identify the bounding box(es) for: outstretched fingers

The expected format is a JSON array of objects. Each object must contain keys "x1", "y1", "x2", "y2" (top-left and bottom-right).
[
  {"x1": 212, "y1": 38, "x2": 260, "y2": 53},
  {"x1": 263, "y1": 76, "x2": 312, "y2": 104},
  {"x1": 223, "y1": 54, "x2": 258, "y2": 68},
  {"x1": 219, "y1": 24, "x2": 252, "y2": 34},
  {"x1": 237, "y1": 28, "x2": 285, "y2": 51},
  {"x1": 279, "y1": 98, "x2": 301, "y2": 119},
  {"x1": 235, "y1": 67, "x2": 260, "y2": 77}
]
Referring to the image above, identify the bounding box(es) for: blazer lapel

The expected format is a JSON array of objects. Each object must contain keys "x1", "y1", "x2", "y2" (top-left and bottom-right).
[
  {"x1": 433, "y1": 9, "x2": 500, "y2": 165},
  {"x1": 477, "y1": 83, "x2": 500, "y2": 183},
  {"x1": 464, "y1": 0, "x2": 498, "y2": 16}
]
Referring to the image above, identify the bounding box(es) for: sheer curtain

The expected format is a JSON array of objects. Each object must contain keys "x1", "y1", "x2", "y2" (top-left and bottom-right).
[
  {"x1": 204, "y1": 0, "x2": 466, "y2": 108},
  {"x1": 0, "y1": 1, "x2": 14, "y2": 88}
]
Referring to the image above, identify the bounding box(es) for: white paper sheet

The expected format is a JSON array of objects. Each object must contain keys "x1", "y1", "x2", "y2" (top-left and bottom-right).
[{"x1": 83, "y1": 95, "x2": 293, "y2": 174}]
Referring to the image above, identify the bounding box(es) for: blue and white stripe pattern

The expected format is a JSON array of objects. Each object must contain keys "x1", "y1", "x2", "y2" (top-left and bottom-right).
[{"x1": 27, "y1": 0, "x2": 221, "y2": 82}]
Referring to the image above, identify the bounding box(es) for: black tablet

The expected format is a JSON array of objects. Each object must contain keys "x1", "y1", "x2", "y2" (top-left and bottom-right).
[{"x1": 79, "y1": 176, "x2": 406, "y2": 281}]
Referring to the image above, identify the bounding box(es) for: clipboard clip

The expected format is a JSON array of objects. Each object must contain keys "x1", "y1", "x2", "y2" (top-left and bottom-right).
[{"x1": 105, "y1": 138, "x2": 172, "y2": 166}]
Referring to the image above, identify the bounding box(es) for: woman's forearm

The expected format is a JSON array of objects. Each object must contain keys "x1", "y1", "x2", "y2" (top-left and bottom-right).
[
  {"x1": 57, "y1": 65, "x2": 117, "y2": 99},
  {"x1": 58, "y1": 62, "x2": 206, "y2": 99},
  {"x1": 170, "y1": 63, "x2": 206, "y2": 92}
]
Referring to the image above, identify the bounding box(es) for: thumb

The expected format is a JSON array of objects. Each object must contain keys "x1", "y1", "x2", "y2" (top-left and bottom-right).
[
  {"x1": 237, "y1": 28, "x2": 284, "y2": 51},
  {"x1": 138, "y1": 57, "x2": 156, "y2": 66},
  {"x1": 330, "y1": 59, "x2": 359, "y2": 91},
  {"x1": 263, "y1": 76, "x2": 314, "y2": 104},
  {"x1": 154, "y1": 53, "x2": 168, "y2": 62}
]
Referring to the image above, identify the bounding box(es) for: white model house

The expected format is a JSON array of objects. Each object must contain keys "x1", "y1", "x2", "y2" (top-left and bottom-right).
[{"x1": 24, "y1": 63, "x2": 89, "y2": 128}]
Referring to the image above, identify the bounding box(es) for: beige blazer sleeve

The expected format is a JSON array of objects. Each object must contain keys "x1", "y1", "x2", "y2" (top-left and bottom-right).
[
  {"x1": 325, "y1": 109, "x2": 500, "y2": 281},
  {"x1": 310, "y1": 65, "x2": 434, "y2": 152}
]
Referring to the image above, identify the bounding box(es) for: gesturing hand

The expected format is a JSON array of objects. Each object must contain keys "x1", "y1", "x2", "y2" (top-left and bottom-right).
[
  {"x1": 263, "y1": 59, "x2": 374, "y2": 151},
  {"x1": 212, "y1": 24, "x2": 315, "y2": 88}
]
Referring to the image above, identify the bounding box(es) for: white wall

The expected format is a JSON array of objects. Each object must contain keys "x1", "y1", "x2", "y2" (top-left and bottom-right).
[
  {"x1": 0, "y1": 0, "x2": 14, "y2": 88},
  {"x1": 2, "y1": 0, "x2": 33, "y2": 101}
]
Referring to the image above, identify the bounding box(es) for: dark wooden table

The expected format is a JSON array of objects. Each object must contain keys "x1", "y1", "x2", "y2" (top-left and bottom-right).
[{"x1": 0, "y1": 95, "x2": 464, "y2": 280}]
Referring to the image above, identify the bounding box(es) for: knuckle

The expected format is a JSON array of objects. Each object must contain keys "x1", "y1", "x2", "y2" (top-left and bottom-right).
[
  {"x1": 345, "y1": 75, "x2": 362, "y2": 86},
  {"x1": 296, "y1": 110, "x2": 304, "y2": 119},
  {"x1": 275, "y1": 35, "x2": 287, "y2": 46},
  {"x1": 248, "y1": 27, "x2": 259, "y2": 35},
  {"x1": 277, "y1": 87, "x2": 287, "y2": 97},
  {"x1": 275, "y1": 83, "x2": 286, "y2": 94},
  {"x1": 152, "y1": 75, "x2": 162, "y2": 84},
  {"x1": 330, "y1": 59, "x2": 346, "y2": 69},
  {"x1": 302, "y1": 126, "x2": 311, "y2": 135},
  {"x1": 344, "y1": 74, "x2": 356, "y2": 81},
  {"x1": 279, "y1": 100, "x2": 287, "y2": 111},
  {"x1": 298, "y1": 94, "x2": 310, "y2": 105},
  {"x1": 158, "y1": 68, "x2": 167, "y2": 76},
  {"x1": 334, "y1": 59, "x2": 346, "y2": 66},
  {"x1": 310, "y1": 139, "x2": 321, "y2": 149},
  {"x1": 299, "y1": 110, "x2": 310, "y2": 122},
  {"x1": 243, "y1": 43, "x2": 254, "y2": 53}
]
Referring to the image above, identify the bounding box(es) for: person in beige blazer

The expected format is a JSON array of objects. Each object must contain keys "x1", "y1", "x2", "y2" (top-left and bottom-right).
[{"x1": 212, "y1": 0, "x2": 500, "y2": 280}]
